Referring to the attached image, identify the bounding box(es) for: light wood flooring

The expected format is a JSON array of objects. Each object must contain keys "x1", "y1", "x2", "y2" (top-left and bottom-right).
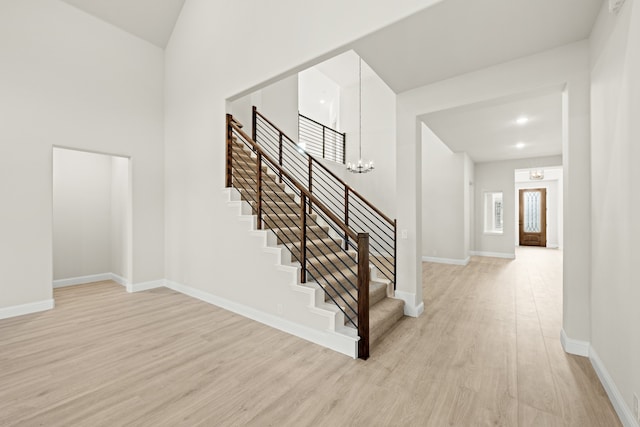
[{"x1": 0, "y1": 247, "x2": 621, "y2": 426}]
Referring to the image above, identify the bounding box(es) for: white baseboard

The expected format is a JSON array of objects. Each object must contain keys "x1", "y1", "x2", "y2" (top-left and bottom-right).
[
  {"x1": 110, "y1": 273, "x2": 128, "y2": 287},
  {"x1": 394, "y1": 291, "x2": 424, "y2": 317},
  {"x1": 560, "y1": 329, "x2": 590, "y2": 357},
  {"x1": 470, "y1": 251, "x2": 515, "y2": 259},
  {"x1": 547, "y1": 244, "x2": 560, "y2": 249},
  {"x1": 590, "y1": 347, "x2": 640, "y2": 427},
  {"x1": 53, "y1": 273, "x2": 163, "y2": 293},
  {"x1": 53, "y1": 273, "x2": 113, "y2": 288},
  {"x1": 422, "y1": 256, "x2": 470, "y2": 266},
  {"x1": 127, "y1": 279, "x2": 165, "y2": 293},
  {"x1": 0, "y1": 299, "x2": 54, "y2": 320},
  {"x1": 164, "y1": 280, "x2": 358, "y2": 358},
  {"x1": 53, "y1": 273, "x2": 129, "y2": 288}
]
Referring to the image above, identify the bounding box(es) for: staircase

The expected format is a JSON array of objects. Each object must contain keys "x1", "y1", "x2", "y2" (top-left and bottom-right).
[{"x1": 226, "y1": 110, "x2": 404, "y2": 359}]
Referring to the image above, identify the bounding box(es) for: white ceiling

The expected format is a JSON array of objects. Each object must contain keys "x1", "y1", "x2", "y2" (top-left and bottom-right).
[
  {"x1": 421, "y1": 89, "x2": 563, "y2": 163},
  {"x1": 354, "y1": 0, "x2": 603, "y2": 93},
  {"x1": 59, "y1": 0, "x2": 185, "y2": 48},
  {"x1": 58, "y1": 0, "x2": 599, "y2": 165}
]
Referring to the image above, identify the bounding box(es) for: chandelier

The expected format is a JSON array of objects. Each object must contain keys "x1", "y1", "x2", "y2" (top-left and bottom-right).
[
  {"x1": 529, "y1": 169, "x2": 544, "y2": 180},
  {"x1": 347, "y1": 57, "x2": 374, "y2": 174}
]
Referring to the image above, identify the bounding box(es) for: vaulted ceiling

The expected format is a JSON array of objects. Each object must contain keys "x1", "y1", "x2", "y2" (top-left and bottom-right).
[
  {"x1": 59, "y1": 0, "x2": 185, "y2": 48},
  {"x1": 58, "y1": 0, "x2": 604, "y2": 163}
]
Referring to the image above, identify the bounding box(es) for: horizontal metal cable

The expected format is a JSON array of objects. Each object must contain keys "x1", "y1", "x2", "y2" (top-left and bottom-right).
[
  {"x1": 304, "y1": 219, "x2": 357, "y2": 281},
  {"x1": 306, "y1": 264, "x2": 358, "y2": 326}
]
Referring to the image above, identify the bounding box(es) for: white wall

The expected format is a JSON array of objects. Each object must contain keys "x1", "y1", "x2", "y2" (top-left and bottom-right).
[
  {"x1": 110, "y1": 156, "x2": 130, "y2": 279},
  {"x1": 299, "y1": 68, "x2": 341, "y2": 129},
  {"x1": 590, "y1": 0, "x2": 640, "y2": 419},
  {"x1": 421, "y1": 124, "x2": 467, "y2": 262},
  {"x1": 397, "y1": 40, "x2": 591, "y2": 337},
  {"x1": 0, "y1": 0, "x2": 164, "y2": 309},
  {"x1": 464, "y1": 154, "x2": 475, "y2": 255},
  {"x1": 260, "y1": 75, "x2": 299, "y2": 143},
  {"x1": 474, "y1": 156, "x2": 562, "y2": 257},
  {"x1": 229, "y1": 92, "x2": 260, "y2": 135},
  {"x1": 53, "y1": 149, "x2": 112, "y2": 280},
  {"x1": 335, "y1": 60, "x2": 396, "y2": 217},
  {"x1": 230, "y1": 74, "x2": 299, "y2": 143},
  {"x1": 164, "y1": 0, "x2": 440, "y2": 325}
]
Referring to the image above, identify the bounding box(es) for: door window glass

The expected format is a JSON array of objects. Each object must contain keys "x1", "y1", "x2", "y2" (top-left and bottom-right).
[{"x1": 524, "y1": 191, "x2": 541, "y2": 232}]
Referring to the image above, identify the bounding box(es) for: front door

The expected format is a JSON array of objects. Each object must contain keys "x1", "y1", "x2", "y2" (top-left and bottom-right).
[{"x1": 519, "y1": 188, "x2": 547, "y2": 247}]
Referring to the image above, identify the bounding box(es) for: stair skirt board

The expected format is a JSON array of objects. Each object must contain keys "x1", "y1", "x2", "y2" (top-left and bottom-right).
[
  {"x1": 224, "y1": 187, "x2": 361, "y2": 357},
  {"x1": 165, "y1": 279, "x2": 358, "y2": 359}
]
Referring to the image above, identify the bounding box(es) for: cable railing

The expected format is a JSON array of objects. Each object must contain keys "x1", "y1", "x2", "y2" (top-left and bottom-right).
[
  {"x1": 226, "y1": 114, "x2": 371, "y2": 360},
  {"x1": 252, "y1": 107, "x2": 397, "y2": 289},
  {"x1": 298, "y1": 113, "x2": 346, "y2": 164}
]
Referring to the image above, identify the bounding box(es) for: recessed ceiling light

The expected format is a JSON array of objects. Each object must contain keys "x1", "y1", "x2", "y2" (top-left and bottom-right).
[
  {"x1": 516, "y1": 116, "x2": 529, "y2": 125},
  {"x1": 516, "y1": 142, "x2": 526, "y2": 149},
  {"x1": 320, "y1": 99, "x2": 326, "y2": 104}
]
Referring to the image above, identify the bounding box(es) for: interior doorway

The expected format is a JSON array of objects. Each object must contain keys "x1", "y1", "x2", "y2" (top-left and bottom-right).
[
  {"x1": 519, "y1": 188, "x2": 547, "y2": 247},
  {"x1": 52, "y1": 147, "x2": 132, "y2": 291}
]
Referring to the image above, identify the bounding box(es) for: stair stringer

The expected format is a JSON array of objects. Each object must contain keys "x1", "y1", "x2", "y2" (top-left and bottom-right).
[{"x1": 223, "y1": 187, "x2": 359, "y2": 357}]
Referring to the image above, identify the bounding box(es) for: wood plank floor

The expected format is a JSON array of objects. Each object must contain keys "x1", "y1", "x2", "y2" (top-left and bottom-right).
[{"x1": 0, "y1": 247, "x2": 621, "y2": 426}]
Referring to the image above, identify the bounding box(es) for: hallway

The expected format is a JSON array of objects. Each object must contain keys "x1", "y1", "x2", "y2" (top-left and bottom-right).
[{"x1": 417, "y1": 247, "x2": 616, "y2": 425}]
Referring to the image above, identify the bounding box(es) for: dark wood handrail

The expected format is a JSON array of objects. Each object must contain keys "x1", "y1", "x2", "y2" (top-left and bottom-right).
[
  {"x1": 229, "y1": 119, "x2": 358, "y2": 242},
  {"x1": 229, "y1": 113, "x2": 371, "y2": 359},
  {"x1": 255, "y1": 108, "x2": 394, "y2": 226},
  {"x1": 299, "y1": 112, "x2": 346, "y2": 137}
]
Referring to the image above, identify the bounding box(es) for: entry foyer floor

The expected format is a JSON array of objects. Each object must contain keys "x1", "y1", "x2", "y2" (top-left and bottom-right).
[{"x1": 0, "y1": 247, "x2": 620, "y2": 426}]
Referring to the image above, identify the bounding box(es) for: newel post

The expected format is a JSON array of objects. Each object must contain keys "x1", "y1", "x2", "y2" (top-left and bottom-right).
[
  {"x1": 226, "y1": 114, "x2": 233, "y2": 188},
  {"x1": 357, "y1": 232, "x2": 370, "y2": 360}
]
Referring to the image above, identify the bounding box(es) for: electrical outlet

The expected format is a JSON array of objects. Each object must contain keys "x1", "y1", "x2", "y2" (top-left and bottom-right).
[
  {"x1": 277, "y1": 304, "x2": 283, "y2": 315},
  {"x1": 401, "y1": 229, "x2": 408, "y2": 239},
  {"x1": 634, "y1": 393, "x2": 639, "y2": 422}
]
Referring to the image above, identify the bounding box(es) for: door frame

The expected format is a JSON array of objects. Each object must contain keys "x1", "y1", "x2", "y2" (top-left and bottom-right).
[{"x1": 519, "y1": 188, "x2": 547, "y2": 247}]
